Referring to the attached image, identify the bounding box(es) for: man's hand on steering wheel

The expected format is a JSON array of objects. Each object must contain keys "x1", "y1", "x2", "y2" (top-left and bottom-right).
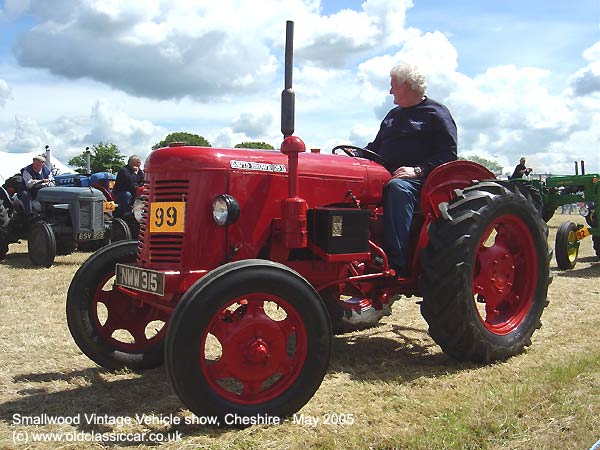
[{"x1": 332, "y1": 145, "x2": 392, "y2": 173}]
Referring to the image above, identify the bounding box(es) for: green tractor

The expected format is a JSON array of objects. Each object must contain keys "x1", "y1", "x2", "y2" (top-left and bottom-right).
[{"x1": 527, "y1": 161, "x2": 599, "y2": 270}]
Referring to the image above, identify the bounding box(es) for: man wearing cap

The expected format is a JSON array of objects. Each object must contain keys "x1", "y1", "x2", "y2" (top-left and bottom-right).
[{"x1": 18, "y1": 155, "x2": 55, "y2": 215}]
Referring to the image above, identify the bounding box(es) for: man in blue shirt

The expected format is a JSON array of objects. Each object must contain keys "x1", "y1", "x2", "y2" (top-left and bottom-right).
[{"x1": 366, "y1": 64, "x2": 457, "y2": 276}]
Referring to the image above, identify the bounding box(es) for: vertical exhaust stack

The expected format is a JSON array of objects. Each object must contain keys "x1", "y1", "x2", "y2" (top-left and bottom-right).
[
  {"x1": 574, "y1": 161, "x2": 579, "y2": 176},
  {"x1": 281, "y1": 20, "x2": 295, "y2": 139},
  {"x1": 44, "y1": 145, "x2": 53, "y2": 172},
  {"x1": 581, "y1": 160, "x2": 585, "y2": 175},
  {"x1": 280, "y1": 20, "x2": 308, "y2": 249},
  {"x1": 85, "y1": 147, "x2": 91, "y2": 175}
]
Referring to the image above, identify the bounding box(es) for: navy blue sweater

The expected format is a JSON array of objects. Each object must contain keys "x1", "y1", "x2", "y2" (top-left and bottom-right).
[{"x1": 366, "y1": 97, "x2": 457, "y2": 176}]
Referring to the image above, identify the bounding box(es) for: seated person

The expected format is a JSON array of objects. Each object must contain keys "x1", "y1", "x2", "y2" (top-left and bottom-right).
[
  {"x1": 113, "y1": 155, "x2": 144, "y2": 216},
  {"x1": 365, "y1": 63, "x2": 457, "y2": 275},
  {"x1": 509, "y1": 157, "x2": 532, "y2": 179},
  {"x1": 18, "y1": 155, "x2": 55, "y2": 215}
]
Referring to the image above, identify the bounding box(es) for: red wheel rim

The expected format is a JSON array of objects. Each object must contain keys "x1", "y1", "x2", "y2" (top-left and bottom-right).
[
  {"x1": 92, "y1": 273, "x2": 169, "y2": 351},
  {"x1": 472, "y1": 214, "x2": 538, "y2": 334},
  {"x1": 201, "y1": 294, "x2": 308, "y2": 405}
]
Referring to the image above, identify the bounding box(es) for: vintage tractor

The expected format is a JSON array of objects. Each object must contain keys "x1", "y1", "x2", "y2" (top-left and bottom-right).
[
  {"x1": 543, "y1": 162, "x2": 599, "y2": 269},
  {"x1": 0, "y1": 181, "x2": 111, "y2": 267},
  {"x1": 66, "y1": 22, "x2": 551, "y2": 423}
]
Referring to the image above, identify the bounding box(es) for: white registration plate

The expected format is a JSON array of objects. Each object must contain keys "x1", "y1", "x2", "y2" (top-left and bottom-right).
[
  {"x1": 77, "y1": 231, "x2": 105, "y2": 240},
  {"x1": 115, "y1": 264, "x2": 165, "y2": 296}
]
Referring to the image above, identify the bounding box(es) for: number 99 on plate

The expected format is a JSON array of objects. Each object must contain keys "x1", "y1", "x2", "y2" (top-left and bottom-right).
[{"x1": 149, "y1": 202, "x2": 185, "y2": 233}]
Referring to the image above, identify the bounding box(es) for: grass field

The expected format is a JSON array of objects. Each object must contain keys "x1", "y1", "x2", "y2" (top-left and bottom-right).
[{"x1": 0, "y1": 213, "x2": 598, "y2": 449}]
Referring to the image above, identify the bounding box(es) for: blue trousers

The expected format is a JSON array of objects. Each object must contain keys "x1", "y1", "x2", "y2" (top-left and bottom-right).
[
  {"x1": 115, "y1": 191, "x2": 134, "y2": 214},
  {"x1": 383, "y1": 178, "x2": 423, "y2": 270}
]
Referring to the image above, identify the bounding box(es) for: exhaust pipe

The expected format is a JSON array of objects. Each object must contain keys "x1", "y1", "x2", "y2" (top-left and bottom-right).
[
  {"x1": 281, "y1": 20, "x2": 295, "y2": 138},
  {"x1": 85, "y1": 147, "x2": 91, "y2": 175},
  {"x1": 279, "y1": 20, "x2": 307, "y2": 249}
]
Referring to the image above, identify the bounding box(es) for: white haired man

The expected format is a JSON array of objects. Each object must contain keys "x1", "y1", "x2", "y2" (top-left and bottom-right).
[{"x1": 365, "y1": 63, "x2": 457, "y2": 276}]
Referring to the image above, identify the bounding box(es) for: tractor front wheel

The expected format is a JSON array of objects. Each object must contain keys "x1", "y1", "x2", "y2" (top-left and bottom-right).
[
  {"x1": 66, "y1": 241, "x2": 167, "y2": 370},
  {"x1": 28, "y1": 221, "x2": 56, "y2": 267},
  {"x1": 420, "y1": 181, "x2": 551, "y2": 363},
  {"x1": 555, "y1": 221, "x2": 579, "y2": 270},
  {"x1": 165, "y1": 260, "x2": 332, "y2": 424}
]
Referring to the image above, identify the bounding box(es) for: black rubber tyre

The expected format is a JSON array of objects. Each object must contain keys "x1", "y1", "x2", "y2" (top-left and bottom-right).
[
  {"x1": 593, "y1": 236, "x2": 600, "y2": 259},
  {"x1": 555, "y1": 221, "x2": 579, "y2": 270},
  {"x1": 110, "y1": 218, "x2": 132, "y2": 242},
  {"x1": 28, "y1": 221, "x2": 56, "y2": 267},
  {"x1": 0, "y1": 202, "x2": 10, "y2": 260},
  {"x1": 585, "y1": 208, "x2": 596, "y2": 228},
  {"x1": 56, "y1": 237, "x2": 77, "y2": 255},
  {"x1": 542, "y1": 208, "x2": 555, "y2": 223},
  {"x1": 66, "y1": 241, "x2": 167, "y2": 370},
  {"x1": 165, "y1": 259, "x2": 332, "y2": 425},
  {"x1": 420, "y1": 181, "x2": 551, "y2": 363}
]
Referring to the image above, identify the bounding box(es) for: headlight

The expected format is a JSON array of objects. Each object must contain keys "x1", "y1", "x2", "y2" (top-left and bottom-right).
[
  {"x1": 212, "y1": 194, "x2": 240, "y2": 226},
  {"x1": 132, "y1": 198, "x2": 145, "y2": 222}
]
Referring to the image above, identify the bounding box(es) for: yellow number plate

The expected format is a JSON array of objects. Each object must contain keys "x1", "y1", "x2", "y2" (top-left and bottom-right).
[
  {"x1": 103, "y1": 201, "x2": 116, "y2": 212},
  {"x1": 575, "y1": 227, "x2": 591, "y2": 241},
  {"x1": 149, "y1": 202, "x2": 185, "y2": 233}
]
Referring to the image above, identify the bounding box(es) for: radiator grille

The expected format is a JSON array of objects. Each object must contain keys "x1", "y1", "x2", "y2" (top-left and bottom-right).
[
  {"x1": 79, "y1": 200, "x2": 104, "y2": 231},
  {"x1": 138, "y1": 180, "x2": 188, "y2": 265}
]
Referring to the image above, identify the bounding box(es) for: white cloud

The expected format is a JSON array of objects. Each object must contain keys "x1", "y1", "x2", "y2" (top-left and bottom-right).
[
  {"x1": 0, "y1": 79, "x2": 11, "y2": 107},
  {"x1": 232, "y1": 111, "x2": 274, "y2": 139},
  {"x1": 1, "y1": 1, "x2": 600, "y2": 177},
  {"x1": 568, "y1": 40, "x2": 600, "y2": 96}
]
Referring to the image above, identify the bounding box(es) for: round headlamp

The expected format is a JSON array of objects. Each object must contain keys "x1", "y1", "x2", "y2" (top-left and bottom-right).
[
  {"x1": 212, "y1": 194, "x2": 240, "y2": 226},
  {"x1": 132, "y1": 198, "x2": 145, "y2": 223}
]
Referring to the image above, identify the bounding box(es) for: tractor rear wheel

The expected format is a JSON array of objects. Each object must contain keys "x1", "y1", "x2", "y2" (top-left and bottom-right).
[
  {"x1": 110, "y1": 218, "x2": 132, "y2": 242},
  {"x1": 28, "y1": 221, "x2": 56, "y2": 267},
  {"x1": 420, "y1": 181, "x2": 551, "y2": 363},
  {"x1": 165, "y1": 260, "x2": 332, "y2": 424},
  {"x1": 66, "y1": 241, "x2": 167, "y2": 370},
  {"x1": 555, "y1": 221, "x2": 579, "y2": 270},
  {"x1": 0, "y1": 202, "x2": 10, "y2": 260}
]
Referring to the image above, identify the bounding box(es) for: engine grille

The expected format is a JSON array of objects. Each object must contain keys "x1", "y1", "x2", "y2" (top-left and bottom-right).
[
  {"x1": 79, "y1": 200, "x2": 104, "y2": 231},
  {"x1": 138, "y1": 180, "x2": 188, "y2": 265}
]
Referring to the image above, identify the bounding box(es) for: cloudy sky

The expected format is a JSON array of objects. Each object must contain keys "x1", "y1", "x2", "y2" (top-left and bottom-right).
[{"x1": 0, "y1": 0, "x2": 599, "y2": 176}]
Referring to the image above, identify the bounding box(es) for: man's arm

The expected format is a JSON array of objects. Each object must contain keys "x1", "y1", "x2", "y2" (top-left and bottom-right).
[{"x1": 421, "y1": 112, "x2": 458, "y2": 176}]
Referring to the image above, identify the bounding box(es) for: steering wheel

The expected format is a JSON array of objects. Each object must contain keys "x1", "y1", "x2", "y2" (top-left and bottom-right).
[{"x1": 332, "y1": 145, "x2": 391, "y2": 172}]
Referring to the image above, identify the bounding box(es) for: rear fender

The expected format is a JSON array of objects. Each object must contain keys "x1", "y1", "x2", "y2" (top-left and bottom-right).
[
  {"x1": 420, "y1": 161, "x2": 495, "y2": 222},
  {"x1": 410, "y1": 161, "x2": 495, "y2": 271}
]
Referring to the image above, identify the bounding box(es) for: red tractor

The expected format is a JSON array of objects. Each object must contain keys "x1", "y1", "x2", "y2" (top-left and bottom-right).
[{"x1": 67, "y1": 22, "x2": 551, "y2": 423}]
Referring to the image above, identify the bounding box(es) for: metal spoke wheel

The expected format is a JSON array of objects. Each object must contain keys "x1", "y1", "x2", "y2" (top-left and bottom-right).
[
  {"x1": 67, "y1": 241, "x2": 167, "y2": 370},
  {"x1": 165, "y1": 260, "x2": 332, "y2": 425}
]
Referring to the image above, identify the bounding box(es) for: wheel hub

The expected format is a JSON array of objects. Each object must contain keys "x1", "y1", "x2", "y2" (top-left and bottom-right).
[
  {"x1": 492, "y1": 253, "x2": 515, "y2": 292},
  {"x1": 246, "y1": 338, "x2": 270, "y2": 364}
]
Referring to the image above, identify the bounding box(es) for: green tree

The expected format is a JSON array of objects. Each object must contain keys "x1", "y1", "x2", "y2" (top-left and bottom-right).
[
  {"x1": 152, "y1": 132, "x2": 211, "y2": 150},
  {"x1": 234, "y1": 141, "x2": 275, "y2": 150},
  {"x1": 459, "y1": 155, "x2": 504, "y2": 177},
  {"x1": 68, "y1": 142, "x2": 126, "y2": 174}
]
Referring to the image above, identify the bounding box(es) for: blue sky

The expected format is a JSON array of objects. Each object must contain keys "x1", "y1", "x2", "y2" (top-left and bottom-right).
[{"x1": 0, "y1": 0, "x2": 599, "y2": 177}]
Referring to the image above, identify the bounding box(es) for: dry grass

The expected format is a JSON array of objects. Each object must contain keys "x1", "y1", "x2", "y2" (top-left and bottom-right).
[{"x1": 0, "y1": 214, "x2": 599, "y2": 449}]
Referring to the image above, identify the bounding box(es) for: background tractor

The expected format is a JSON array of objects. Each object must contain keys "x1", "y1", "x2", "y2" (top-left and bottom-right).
[
  {"x1": 0, "y1": 179, "x2": 110, "y2": 267},
  {"x1": 67, "y1": 21, "x2": 551, "y2": 424},
  {"x1": 520, "y1": 161, "x2": 599, "y2": 269}
]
